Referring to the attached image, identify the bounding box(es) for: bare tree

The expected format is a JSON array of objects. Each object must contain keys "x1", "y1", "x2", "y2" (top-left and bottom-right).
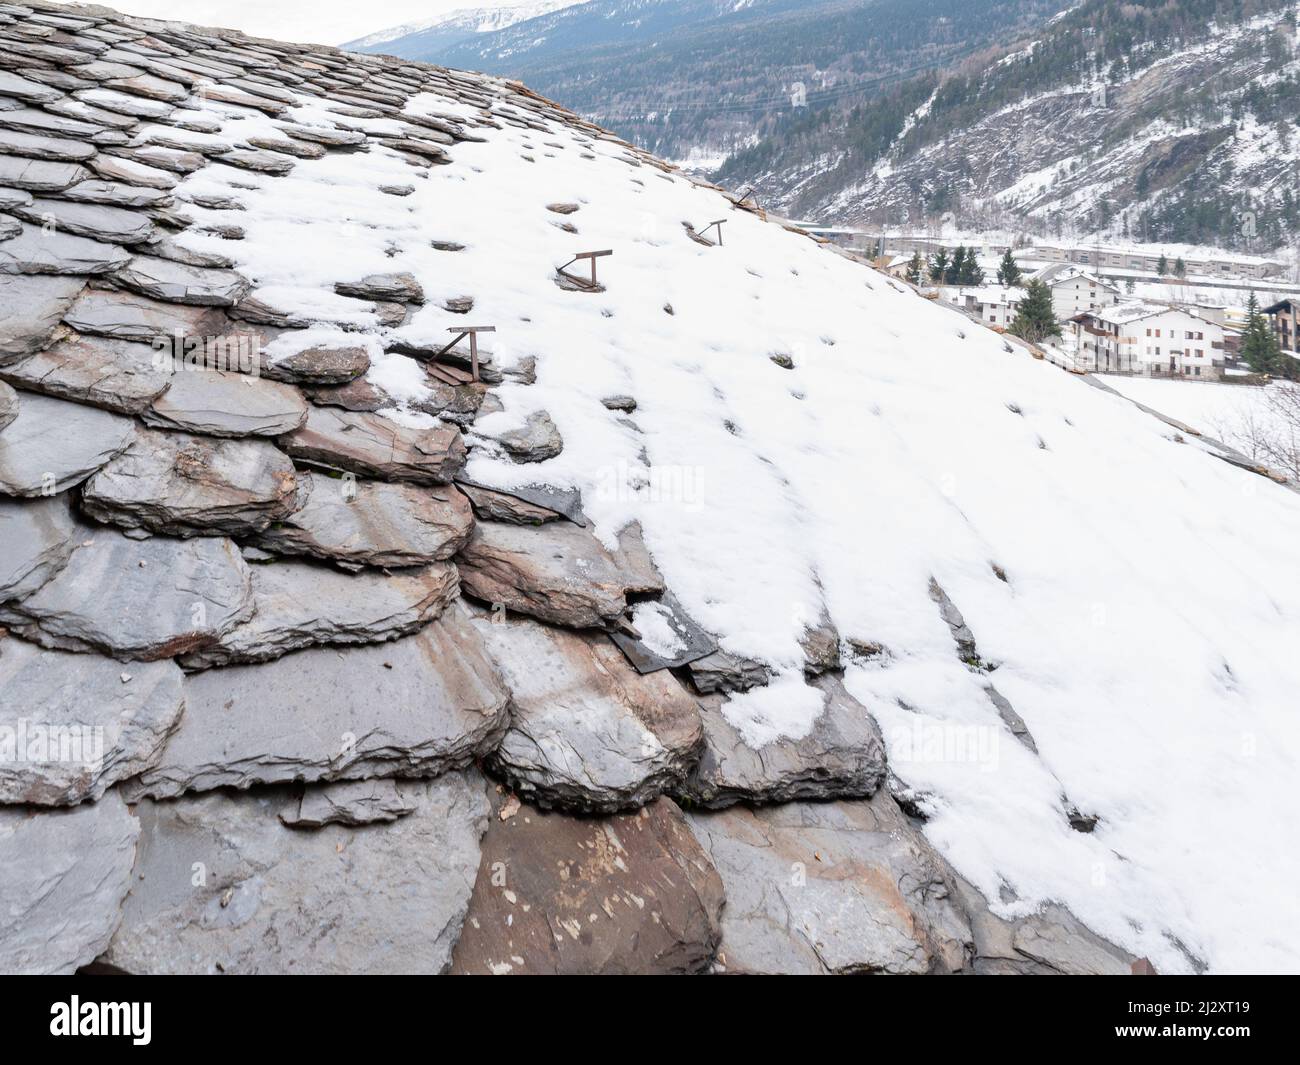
[
  {"x1": 1207, "y1": 384, "x2": 1300, "y2": 481},
  {"x1": 1260, "y1": 384, "x2": 1300, "y2": 480}
]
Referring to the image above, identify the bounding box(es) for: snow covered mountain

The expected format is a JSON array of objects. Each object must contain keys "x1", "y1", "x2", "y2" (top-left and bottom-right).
[
  {"x1": 348, "y1": 0, "x2": 1066, "y2": 164},
  {"x1": 344, "y1": 1, "x2": 585, "y2": 56},
  {"x1": 719, "y1": 0, "x2": 1300, "y2": 250},
  {"x1": 2, "y1": 1, "x2": 1299, "y2": 976}
]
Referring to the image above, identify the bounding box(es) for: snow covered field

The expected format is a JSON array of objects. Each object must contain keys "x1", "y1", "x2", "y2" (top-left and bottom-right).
[
  {"x1": 1101, "y1": 375, "x2": 1298, "y2": 459},
  {"x1": 170, "y1": 85, "x2": 1300, "y2": 974}
]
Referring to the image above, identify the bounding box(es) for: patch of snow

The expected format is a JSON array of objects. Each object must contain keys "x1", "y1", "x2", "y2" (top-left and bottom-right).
[
  {"x1": 721, "y1": 672, "x2": 826, "y2": 748},
  {"x1": 629, "y1": 600, "x2": 688, "y2": 659}
]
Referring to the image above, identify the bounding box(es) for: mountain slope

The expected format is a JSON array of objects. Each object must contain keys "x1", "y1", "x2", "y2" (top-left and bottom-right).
[
  {"x1": 344, "y1": 1, "x2": 584, "y2": 56},
  {"x1": 351, "y1": 0, "x2": 1067, "y2": 163},
  {"x1": 717, "y1": 0, "x2": 1300, "y2": 249}
]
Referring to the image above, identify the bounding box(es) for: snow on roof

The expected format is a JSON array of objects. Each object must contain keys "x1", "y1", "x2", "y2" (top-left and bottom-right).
[
  {"x1": 1087, "y1": 301, "x2": 1220, "y2": 326},
  {"x1": 1032, "y1": 263, "x2": 1118, "y2": 289},
  {"x1": 1, "y1": 1, "x2": 1299, "y2": 977},
  {"x1": 940, "y1": 284, "x2": 1023, "y2": 304}
]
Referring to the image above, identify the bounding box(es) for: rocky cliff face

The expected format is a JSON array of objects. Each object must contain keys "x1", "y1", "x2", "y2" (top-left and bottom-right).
[{"x1": 1, "y1": 1, "x2": 1297, "y2": 976}]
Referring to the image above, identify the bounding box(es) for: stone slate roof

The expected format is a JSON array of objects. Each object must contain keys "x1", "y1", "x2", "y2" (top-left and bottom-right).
[{"x1": 0, "y1": 1, "x2": 1137, "y2": 975}]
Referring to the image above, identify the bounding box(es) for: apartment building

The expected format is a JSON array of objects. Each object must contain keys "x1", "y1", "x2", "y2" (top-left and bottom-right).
[{"x1": 1070, "y1": 303, "x2": 1224, "y2": 378}]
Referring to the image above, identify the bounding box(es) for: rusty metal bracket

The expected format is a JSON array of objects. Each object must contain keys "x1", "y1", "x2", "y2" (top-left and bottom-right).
[
  {"x1": 557, "y1": 249, "x2": 612, "y2": 291},
  {"x1": 436, "y1": 325, "x2": 495, "y2": 382},
  {"x1": 695, "y1": 219, "x2": 726, "y2": 246}
]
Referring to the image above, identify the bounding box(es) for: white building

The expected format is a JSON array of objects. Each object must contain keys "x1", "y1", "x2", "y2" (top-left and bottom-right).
[
  {"x1": 938, "y1": 285, "x2": 1023, "y2": 328},
  {"x1": 1033, "y1": 265, "x2": 1121, "y2": 320},
  {"x1": 1070, "y1": 303, "x2": 1225, "y2": 378}
]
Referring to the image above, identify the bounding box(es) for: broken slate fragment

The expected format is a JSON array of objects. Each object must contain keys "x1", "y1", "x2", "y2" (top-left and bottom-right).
[
  {"x1": 451, "y1": 795, "x2": 723, "y2": 975},
  {"x1": 0, "y1": 528, "x2": 253, "y2": 661},
  {"x1": 470, "y1": 610, "x2": 704, "y2": 812},
  {"x1": 678, "y1": 673, "x2": 886, "y2": 808},
  {"x1": 280, "y1": 779, "x2": 417, "y2": 829},
  {"x1": 0, "y1": 392, "x2": 135, "y2": 497},
  {"x1": 0, "y1": 790, "x2": 139, "y2": 975},
  {"x1": 686, "y1": 792, "x2": 973, "y2": 974},
  {"x1": 103, "y1": 771, "x2": 489, "y2": 975},
  {"x1": 0, "y1": 638, "x2": 184, "y2": 806},
  {"x1": 255, "y1": 470, "x2": 473, "y2": 568},
  {"x1": 82, "y1": 428, "x2": 298, "y2": 537},
  {"x1": 134, "y1": 608, "x2": 509, "y2": 798},
  {"x1": 176, "y1": 559, "x2": 459, "y2": 669}
]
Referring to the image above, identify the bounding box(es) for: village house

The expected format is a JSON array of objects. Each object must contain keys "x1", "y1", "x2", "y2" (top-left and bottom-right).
[
  {"x1": 938, "y1": 285, "x2": 1023, "y2": 328},
  {"x1": 1264, "y1": 297, "x2": 1300, "y2": 356},
  {"x1": 1069, "y1": 303, "x2": 1225, "y2": 378},
  {"x1": 1033, "y1": 265, "x2": 1121, "y2": 320}
]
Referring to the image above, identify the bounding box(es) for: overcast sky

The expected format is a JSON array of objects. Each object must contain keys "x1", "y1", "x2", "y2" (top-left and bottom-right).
[{"x1": 104, "y1": 1, "x2": 529, "y2": 47}]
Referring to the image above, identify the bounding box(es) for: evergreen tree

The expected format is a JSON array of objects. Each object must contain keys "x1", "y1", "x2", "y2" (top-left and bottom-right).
[
  {"x1": 905, "y1": 250, "x2": 924, "y2": 284},
  {"x1": 928, "y1": 248, "x2": 948, "y2": 283},
  {"x1": 946, "y1": 246, "x2": 966, "y2": 285},
  {"x1": 996, "y1": 249, "x2": 1022, "y2": 286},
  {"x1": 1156, "y1": 254, "x2": 1169, "y2": 275},
  {"x1": 960, "y1": 250, "x2": 984, "y2": 286},
  {"x1": 1009, "y1": 279, "x2": 1062, "y2": 345},
  {"x1": 1174, "y1": 257, "x2": 1187, "y2": 277},
  {"x1": 1241, "y1": 292, "x2": 1281, "y2": 374}
]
